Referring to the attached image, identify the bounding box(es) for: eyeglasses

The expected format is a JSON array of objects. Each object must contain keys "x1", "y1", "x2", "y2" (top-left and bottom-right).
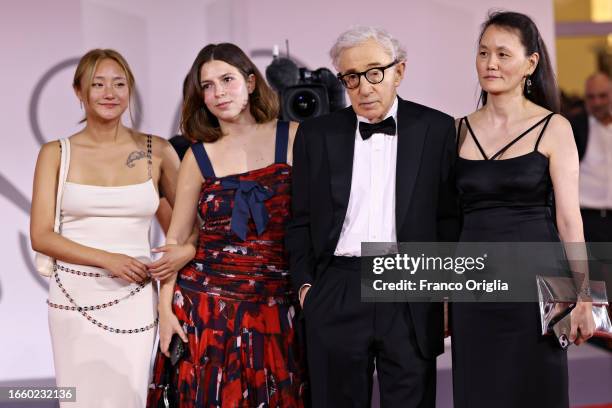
[{"x1": 337, "y1": 60, "x2": 399, "y2": 89}]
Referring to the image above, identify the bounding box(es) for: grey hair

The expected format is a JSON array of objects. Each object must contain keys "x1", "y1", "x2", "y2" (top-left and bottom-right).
[{"x1": 329, "y1": 26, "x2": 407, "y2": 71}]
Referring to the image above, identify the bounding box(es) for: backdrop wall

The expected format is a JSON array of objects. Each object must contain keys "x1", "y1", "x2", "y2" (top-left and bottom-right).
[{"x1": 0, "y1": 0, "x2": 554, "y2": 381}]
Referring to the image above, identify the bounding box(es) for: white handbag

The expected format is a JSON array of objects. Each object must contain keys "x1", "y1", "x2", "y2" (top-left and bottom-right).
[{"x1": 35, "y1": 138, "x2": 70, "y2": 277}]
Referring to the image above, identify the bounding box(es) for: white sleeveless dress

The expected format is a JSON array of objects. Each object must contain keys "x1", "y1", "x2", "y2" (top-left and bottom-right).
[{"x1": 48, "y1": 137, "x2": 159, "y2": 408}]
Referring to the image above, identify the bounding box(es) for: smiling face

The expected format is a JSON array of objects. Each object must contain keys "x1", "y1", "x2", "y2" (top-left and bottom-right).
[
  {"x1": 199, "y1": 59, "x2": 255, "y2": 123},
  {"x1": 76, "y1": 58, "x2": 130, "y2": 123},
  {"x1": 337, "y1": 38, "x2": 404, "y2": 123},
  {"x1": 477, "y1": 25, "x2": 538, "y2": 98}
]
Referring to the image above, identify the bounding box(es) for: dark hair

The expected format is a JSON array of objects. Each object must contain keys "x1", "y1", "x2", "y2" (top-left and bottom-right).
[
  {"x1": 478, "y1": 11, "x2": 560, "y2": 113},
  {"x1": 181, "y1": 43, "x2": 279, "y2": 142},
  {"x1": 182, "y1": 73, "x2": 190, "y2": 100}
]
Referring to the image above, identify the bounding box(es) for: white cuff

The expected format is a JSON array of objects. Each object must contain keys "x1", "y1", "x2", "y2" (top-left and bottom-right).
[{"x1": 299, "y1": 283, "x2": 312, "y2": 292}]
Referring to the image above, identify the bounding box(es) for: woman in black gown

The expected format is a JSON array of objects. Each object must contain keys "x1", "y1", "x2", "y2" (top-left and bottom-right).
[{"x1": 451, "y1": 11, "x2": 595, "y2": 408}]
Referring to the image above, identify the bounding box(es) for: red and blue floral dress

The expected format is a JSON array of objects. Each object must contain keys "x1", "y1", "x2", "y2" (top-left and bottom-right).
[{"x1": 147, "y1": 121, "x2": 305, "y2": 407}]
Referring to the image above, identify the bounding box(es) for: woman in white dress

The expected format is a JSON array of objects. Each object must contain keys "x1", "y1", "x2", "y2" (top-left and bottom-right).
[{"x1": 30, "y1": 49, "x2": 192, "y2": 407}]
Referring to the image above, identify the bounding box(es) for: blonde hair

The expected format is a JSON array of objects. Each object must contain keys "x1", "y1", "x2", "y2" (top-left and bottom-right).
[{"x1": 73, "y1": 49, "x2": 136, "y2": 123}]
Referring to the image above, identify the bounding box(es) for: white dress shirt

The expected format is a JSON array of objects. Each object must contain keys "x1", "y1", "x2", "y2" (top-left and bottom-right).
[
  {"x1": 579, "y1": 116, "x2": 612, "y2": 209},
  {"x1": 334, "y1": 98, "x2": 398, "y2": 256}
]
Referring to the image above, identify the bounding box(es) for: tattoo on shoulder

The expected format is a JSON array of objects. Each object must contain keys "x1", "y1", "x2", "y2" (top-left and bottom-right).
[{"x1": 126, "y1": 150, "x2": 146, "y2": 168}]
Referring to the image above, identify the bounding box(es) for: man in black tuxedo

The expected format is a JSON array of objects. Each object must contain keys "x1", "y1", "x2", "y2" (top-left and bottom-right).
[
  {"x1": 286, "y1": 26, "x2": 459, "y2": 407},
  {"x1": 569, "y1": 73, "x2": 612, "y2": 350},
  {"x1": 569, "y1": 72, "x2": 612, "y2": 244}
]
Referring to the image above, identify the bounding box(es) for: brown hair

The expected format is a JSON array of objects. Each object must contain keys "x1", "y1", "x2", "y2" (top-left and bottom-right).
[
  {"x1": 181, "y1": 43, "x2": 279, "y2": 142},
  {"x1": 73, "y1": 49, "x2": 136, "y2": 123}
]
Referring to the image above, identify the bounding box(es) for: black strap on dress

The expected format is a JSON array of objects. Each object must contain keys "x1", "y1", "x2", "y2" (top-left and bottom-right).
[
  {"x1": 274, "y1": 120, "x2": 289, "y2": 164},
  {"x1": 190, "y1": 120, "x2": 290, "y2": 179},
  {"x1": 463, "y1": 113, "x2": 555, "y2": 160}
]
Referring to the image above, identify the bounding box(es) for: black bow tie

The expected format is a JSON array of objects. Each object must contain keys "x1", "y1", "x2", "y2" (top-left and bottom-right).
[{"x1": 359, "y1": 116, "x2": 396, "y2": 140}]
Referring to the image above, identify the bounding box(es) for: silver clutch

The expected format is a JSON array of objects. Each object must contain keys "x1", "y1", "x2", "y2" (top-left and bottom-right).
[{"x1": 536, "y1": 276, "x2": 612, "y2": 349}]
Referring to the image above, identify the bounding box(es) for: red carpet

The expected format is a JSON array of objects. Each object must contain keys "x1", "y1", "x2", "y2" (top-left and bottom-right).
[{"x1": 575, "y1": 404, "x2": 612, "y2": 408}]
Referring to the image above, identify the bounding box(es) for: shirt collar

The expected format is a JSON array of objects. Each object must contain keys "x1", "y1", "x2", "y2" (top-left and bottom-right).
[
  {"x1": 590, "y1": 114, "x2": 612, "y2": 130},
  {"x1": 356, "y1": 96, "x2": 399, "y2": 126}
]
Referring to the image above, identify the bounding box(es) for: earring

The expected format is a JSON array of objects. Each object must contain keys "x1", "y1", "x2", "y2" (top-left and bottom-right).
[
  {"x1": 525, "y1": 75, "x2": 532, "y2": 95},
  {"x1": 79, "y1": 100, "x2": 83, "y2": 110}
]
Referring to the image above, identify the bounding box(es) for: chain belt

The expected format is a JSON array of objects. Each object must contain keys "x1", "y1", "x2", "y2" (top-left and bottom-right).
[
  {"x1": 54, "y1": 262, "x2": 115, "y2": 278},
  {"x1": 47, "y1": 263, "x2": 158, "y2": 334}
]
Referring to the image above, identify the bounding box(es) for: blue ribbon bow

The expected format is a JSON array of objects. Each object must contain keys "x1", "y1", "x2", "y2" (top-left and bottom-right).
[{"x1": 221, "y1": 178, "x2": 274, "y2": 240}]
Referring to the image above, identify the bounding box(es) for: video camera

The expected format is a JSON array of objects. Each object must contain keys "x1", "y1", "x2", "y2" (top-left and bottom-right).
[{"x1": 265, "y1": 52, "x2": 345, "y2": 122}]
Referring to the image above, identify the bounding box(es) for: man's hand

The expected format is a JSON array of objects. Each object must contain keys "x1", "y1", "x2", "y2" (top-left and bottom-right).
[{"x1": 299, "y1": 284, "x2": 311, "y2": 308}]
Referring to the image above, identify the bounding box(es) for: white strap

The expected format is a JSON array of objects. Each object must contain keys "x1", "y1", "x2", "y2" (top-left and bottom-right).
[{"x1": 54, "y1": 138, "x2": 71, "y2": 233}]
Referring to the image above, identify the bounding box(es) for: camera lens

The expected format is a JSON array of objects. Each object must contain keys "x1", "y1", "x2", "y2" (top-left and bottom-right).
[
  {"x1": 291, "y1": 91, "x2": 318, "y2": 119},
  {"x1": 280, "y1": 84, "x2": 330, "y2": 122}
]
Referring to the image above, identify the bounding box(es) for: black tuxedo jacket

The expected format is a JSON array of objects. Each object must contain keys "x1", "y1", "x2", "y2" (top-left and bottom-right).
[
  {"x1": 569, "y1": 112, "x2": 589, "y2": 161},
  {"x1": 286, "y1": 97, "x2": 460, "y2": 358}
]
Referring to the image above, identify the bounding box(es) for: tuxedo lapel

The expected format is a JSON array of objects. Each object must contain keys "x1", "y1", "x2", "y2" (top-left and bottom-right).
[
  {"x1": 325, "y1": 107, "x2": 357, "y2": 246},
  {"x1": 395, "y1": 99, "x2": 428, "y2": 232}
]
